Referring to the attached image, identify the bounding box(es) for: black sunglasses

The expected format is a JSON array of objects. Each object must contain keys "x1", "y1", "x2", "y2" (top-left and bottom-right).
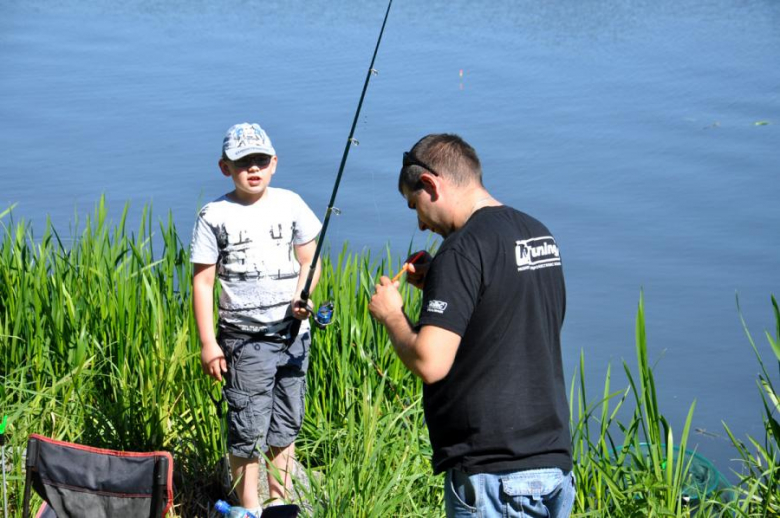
[
  {"x1": 403, "y1": 151, "x2": 440, "y2": 177},
  {"x1": 233, "y1": 154, "x2": 273, "y2": 169}
]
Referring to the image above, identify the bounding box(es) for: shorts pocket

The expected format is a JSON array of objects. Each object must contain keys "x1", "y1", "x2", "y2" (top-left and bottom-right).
[
  {"x1": 271, "y1": 375, "x2": 306, "y2": 438},
  {"x1": 224, "y1": 387, "x2": 255, "y2": 445},
  {"x1": 220, "y1": 336, "x2": 247, "y2": 368}
]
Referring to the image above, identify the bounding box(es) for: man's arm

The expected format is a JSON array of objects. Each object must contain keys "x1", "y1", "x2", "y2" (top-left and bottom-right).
[
  {"x1": 193, "y1": 262, "x2": 226, "y2": 381},
  {"x1": 292, "y1": 238, "x2": 322, "y2": 319},
  {"x1": 369, "y1": 276, "x2": 460, "y2": 384}
]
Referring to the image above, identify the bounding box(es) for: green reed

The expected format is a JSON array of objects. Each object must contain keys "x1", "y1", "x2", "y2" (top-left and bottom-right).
[
  {"x1": 570, "y1": 293, "x2": 711, "y2": 517},
  {"x1": 1, "y1": 199, "x2": 776, "y2": 517},
  {"x1": 0, "y1": 199, "x2": 435, "y2": 516},
  {"x1": 718, "y1": 295, "x2": 780, "y2": 516},
  {"x1": 0, "y1": 199, "x2": 223, "y2": 516},
  {"x1": 298, "y1": 244, "x2": 440, "y2": 516}
]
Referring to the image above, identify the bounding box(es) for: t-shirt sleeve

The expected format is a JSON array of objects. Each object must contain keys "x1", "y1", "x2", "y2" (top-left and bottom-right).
[
  {"x1": 417, "y1": 249, "x2": 481, "y2": 337},
  {"x1": 189, "y1": 213, "x2": 219, "y2": 265},
  {"x1": 291, "y1": 193, "x2": 322, "y2": 245}
]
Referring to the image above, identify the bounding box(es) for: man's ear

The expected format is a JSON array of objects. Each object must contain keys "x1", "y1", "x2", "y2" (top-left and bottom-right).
[
  {"x1": 420, "y1": 173, "x2": 439, "y2": 201},
  {"x1": 218, "y1": 159, "x2": 231, "y2": 177}
]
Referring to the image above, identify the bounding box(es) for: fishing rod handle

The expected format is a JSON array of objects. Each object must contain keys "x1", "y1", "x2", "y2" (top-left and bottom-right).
[{"x1": 285, "y1": 287, "x2": 310, "y2": 346}]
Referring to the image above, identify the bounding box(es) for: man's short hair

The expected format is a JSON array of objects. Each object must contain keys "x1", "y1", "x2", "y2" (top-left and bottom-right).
[{"x1": 398, "y1": 133, "x2": 483, "y2": 193}]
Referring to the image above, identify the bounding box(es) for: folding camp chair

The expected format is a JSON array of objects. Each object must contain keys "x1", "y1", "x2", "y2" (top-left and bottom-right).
[{"x1": 21, "y1": 433, "x2": 173, "y2": 518}]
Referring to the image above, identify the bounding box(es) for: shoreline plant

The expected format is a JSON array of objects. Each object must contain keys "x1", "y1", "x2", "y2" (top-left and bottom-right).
[{"x1": 1, "y1": 199, "x2": 777, "y2": 517}]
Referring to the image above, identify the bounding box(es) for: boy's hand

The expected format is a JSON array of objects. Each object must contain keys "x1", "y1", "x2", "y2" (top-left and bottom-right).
[
  {"x1": 291, "y1": 297, "x2": 312, "y2": 320},
  {"x1": 201, "y1": 342, "x2": 227, "y2": 382},
  {"x1": 405, "y1": 250, "x2": 432, "y2": 290}
]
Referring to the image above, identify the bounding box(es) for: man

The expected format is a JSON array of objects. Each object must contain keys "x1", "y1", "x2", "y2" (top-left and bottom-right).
[{"x1": 368, "y1": 134, "x2": 575, "y2": 517}]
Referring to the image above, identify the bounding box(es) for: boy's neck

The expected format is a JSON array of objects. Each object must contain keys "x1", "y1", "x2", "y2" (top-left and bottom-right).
[{"x1": 228, "y1": 188, "x2": 270, "y2": 206}]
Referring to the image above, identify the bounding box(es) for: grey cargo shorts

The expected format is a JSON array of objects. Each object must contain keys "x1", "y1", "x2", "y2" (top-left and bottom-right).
[{"x1": 218, "y1": 329, "x2": 310, "y2": 459}]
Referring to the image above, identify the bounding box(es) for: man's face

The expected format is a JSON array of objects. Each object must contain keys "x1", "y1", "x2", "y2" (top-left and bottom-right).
[{"x1": 402, "y1": 184, "x2": 447, "y2": 237}]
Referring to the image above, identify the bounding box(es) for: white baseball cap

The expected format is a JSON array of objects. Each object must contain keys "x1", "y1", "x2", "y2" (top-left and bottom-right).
[{"x1": 222, "y1": 122, "x2": 276, "y2": 160}]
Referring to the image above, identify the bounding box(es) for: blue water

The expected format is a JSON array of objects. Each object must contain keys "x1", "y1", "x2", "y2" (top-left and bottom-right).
[{"x1": 2, "y1": 0, "x2": 779, "y2": 480}]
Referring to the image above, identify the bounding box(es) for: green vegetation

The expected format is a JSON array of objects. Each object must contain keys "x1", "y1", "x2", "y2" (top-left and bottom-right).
[{"x1": 1, "y1": 199, "x2": 778, "y2": 517}]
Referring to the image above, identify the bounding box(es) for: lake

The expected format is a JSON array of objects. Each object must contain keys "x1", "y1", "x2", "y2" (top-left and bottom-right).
[{"x1": 2, "y1": 0, "x2": 779, "y2": 480}]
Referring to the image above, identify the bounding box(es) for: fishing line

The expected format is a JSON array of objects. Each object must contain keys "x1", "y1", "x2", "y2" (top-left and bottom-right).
[{"x1": 287, "y1": 0, "x2": 394, "y2": 342}]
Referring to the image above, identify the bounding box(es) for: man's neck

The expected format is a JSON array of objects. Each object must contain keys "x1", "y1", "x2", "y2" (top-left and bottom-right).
[{"x1": 452, "y1": 188, "x2": 500, "y2": 230}]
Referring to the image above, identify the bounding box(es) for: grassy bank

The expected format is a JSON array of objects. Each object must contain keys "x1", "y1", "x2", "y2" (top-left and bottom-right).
[{"x1": 1, "y1": 200, "x2": 777, "y2": 517}]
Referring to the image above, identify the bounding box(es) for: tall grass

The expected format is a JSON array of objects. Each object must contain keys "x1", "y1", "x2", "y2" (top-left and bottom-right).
[
  {"x1": 0, "y1": 199, "x2": 222, "y2": 515},
  {"x1": 570, "y1": 294, "x2": 720, "y2": 517},
  {"x1": 719, "y1": 296, "x2": 780, "y2": 516},
  {"x1": 0, "y1": 199, "x2": 776, "y2": 517},
  {"x1": 0, "y1": 199, "x2": 436, "y2": 516},
  {"x1": 297, "y1": 243, "x2": 441, "y2": 516}
]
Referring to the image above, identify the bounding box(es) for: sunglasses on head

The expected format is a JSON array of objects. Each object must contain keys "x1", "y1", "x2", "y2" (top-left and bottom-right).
[
  {"x1": 403, "y1": 151, "x2": 440, "y2": 177},
  {"x1": 233, "y1": 154, "x2": 273, "y2": 169}
]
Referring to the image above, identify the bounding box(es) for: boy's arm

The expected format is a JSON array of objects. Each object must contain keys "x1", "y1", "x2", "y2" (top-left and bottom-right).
[
  {"x1": 193, "y1": 262, "x2": 226, "y2": 381},
  {"x1": 291, "y1": 238, "x2": 322, "y2": 319}
]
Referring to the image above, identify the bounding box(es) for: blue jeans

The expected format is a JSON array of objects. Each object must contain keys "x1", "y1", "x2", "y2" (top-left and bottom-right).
[{"x1": 444, "y1": 467, "x2": 575, "y2": 518}]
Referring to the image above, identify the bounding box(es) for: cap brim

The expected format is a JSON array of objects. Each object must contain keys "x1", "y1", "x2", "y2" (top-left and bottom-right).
[{"x1": 225, "y1": 146, "x2": 276, "y2": 161}]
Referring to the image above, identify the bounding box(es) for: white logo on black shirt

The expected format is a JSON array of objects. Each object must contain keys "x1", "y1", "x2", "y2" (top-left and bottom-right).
[
  {"x1": 426, "y1": 300, "x2": 448, "y2": 314},
  {"x1": 515, "y1": 236, "x2": 561, "y2": 271}
]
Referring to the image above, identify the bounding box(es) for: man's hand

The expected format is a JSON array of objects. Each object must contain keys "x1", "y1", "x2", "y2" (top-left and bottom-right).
[
  {"x1": 368, "y1": 276, "x2": 404, "y2": 324},
  {"x1": 201, "y1": 342, "x2": 227, "y2": 382},
  {"x1": 404, "y1": 250, "x2": 432, "y2": 290}
]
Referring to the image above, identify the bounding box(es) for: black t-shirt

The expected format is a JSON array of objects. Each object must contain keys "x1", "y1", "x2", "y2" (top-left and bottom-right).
[{"x1": 418, "y1": 205, "x2": 572, "y2": 474}]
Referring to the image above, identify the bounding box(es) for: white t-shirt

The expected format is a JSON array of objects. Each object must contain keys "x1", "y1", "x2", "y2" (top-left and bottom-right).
[{"x1": 190, "y1": 187, "x2": 321, "y2": 335}]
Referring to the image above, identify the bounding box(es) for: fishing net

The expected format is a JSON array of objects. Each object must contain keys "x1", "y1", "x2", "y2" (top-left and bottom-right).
[{"x1": 616, "y1": 443, "x2": 732, "y2": 504}]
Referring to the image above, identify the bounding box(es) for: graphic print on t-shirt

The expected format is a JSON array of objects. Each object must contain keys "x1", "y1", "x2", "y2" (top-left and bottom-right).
[
  {"x1": 189, "y1": 189, "x2": 322, "y2": 333},
  {"x1": 215, "y1": 220, "x2": 298, "y2": 282},
  {"x1": 426, "y1": 300, "x2": 448, "y2": 314},
  {"x1": 515, "y1": 235, "x2": 561, "y2": 271}
]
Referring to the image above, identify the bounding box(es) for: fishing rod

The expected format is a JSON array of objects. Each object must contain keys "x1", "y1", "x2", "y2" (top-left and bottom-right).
[{"x1": 287, "y1": 0, "x2": 394, "y2": 344}]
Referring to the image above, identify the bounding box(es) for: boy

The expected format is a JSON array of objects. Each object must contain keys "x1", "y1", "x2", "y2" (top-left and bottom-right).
[{"x1": 190, "y1": 122, "x2": 321, "y2": 514}]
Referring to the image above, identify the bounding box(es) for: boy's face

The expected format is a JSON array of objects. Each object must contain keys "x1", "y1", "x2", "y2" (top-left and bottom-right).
[{"x1": 219, "y1": 153, "x2": 278, "y2": 202}]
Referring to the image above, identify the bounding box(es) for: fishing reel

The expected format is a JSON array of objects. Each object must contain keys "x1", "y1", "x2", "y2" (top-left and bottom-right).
[{"x1": 311, "y1": 301, "x2": 335, "y2": 329}]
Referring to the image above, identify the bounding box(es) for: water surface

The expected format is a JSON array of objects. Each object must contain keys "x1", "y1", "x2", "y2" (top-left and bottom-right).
[{"x1": 2, "y1": 0, "x2": 779, "y2": 479}]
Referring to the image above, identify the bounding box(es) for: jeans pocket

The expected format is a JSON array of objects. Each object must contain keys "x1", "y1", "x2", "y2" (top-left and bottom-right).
[
  {"x1": 445, "y1": 470, "x2": 478, "y2": 513},
  {"x1": 501, "y1": 468, "x2": 564, "y2": 498},
  {"x1": 501, "y1": 469, "x2": 573, "y2": 518}
]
